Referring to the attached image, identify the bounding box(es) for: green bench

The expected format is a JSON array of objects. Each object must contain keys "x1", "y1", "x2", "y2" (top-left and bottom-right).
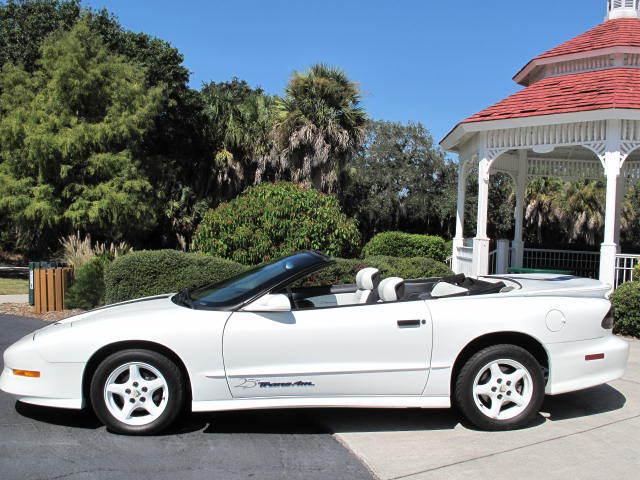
[{"x1": 507, "y1": 267, "x2": 573, "y2": 275}]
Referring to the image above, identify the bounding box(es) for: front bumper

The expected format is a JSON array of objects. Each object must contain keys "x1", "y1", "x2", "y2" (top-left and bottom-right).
[
  {"x1": 546, "y1": 334, "x2": 630, "y2": 395},
  {"x1": 0, "y1": 332, "x2": 85, "y2": 409}
]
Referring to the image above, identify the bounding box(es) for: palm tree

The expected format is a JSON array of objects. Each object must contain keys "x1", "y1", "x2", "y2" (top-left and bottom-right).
[
  {"x1": 557, "y1": 181, "x2": 605, "y2": 247},
  {"x1": 269, "y1": 64, "x2": 367, "y2": 194},
  {"x1": 525, "y1": 178, "x2": 563, "y2": 244},
  {"x1": 200, "y1": 79, "x2": 275, "y2": 198}
]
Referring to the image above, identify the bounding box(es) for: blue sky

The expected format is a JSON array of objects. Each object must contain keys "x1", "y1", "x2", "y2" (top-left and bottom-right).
[{"x1": 84, "y1": 0, "x2": 606, "y2": 144}]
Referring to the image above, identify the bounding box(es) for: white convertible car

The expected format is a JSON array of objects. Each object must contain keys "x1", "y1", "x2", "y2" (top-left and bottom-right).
[{"x1": 0, "y1": 251, "x2": 630, "y2": 434}]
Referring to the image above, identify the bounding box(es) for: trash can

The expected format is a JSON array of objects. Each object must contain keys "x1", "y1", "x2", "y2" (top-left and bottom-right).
[{"x1": 33, "y1": 262, "x2": 73, "y2": 313}]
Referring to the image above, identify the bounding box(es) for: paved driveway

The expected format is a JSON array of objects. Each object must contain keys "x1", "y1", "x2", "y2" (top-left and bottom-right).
[
  {"x1": 334, "y1": 340, "x2": 640, "y2": 480},
  {"x1": 1, "y1": 314, "x2": 638, "y2": 480},
  {"x1": 0, "y1": 315, "x2": 373, "y2": 480}
]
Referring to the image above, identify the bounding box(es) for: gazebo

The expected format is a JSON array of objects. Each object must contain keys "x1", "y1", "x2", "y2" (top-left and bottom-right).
[{"x1": 441, "y1": 0, "x2": 640, "y2": 289}]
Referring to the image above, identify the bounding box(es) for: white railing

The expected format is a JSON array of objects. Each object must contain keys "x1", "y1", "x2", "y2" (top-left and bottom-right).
[
  {"x1": 523, "y1": 248, "x2": 600, "y2": 278},
  {"x1": 456, "y1": 246, "x2": 474, "y2": 277},
  {"x1": 455, "y1": 242, "x2": 637, "y2": 289},
  {"x1": 615, "y1": 254, "x2": 640, "y2": 288}
]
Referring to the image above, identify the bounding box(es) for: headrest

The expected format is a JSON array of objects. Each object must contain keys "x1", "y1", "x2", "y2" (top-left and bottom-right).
[
  {"x1": 378, "y1": 277, "x2": 405, "y2": 302},
  {"x1": 431, "y1": 281, "x2": 469, "y2": 298},
  {"x1": 356, "y1": 268, "x2": 381, "y2": 291}
]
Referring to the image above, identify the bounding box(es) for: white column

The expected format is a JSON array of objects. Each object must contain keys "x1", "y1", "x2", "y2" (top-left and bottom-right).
[
  {"x1": 495, "y1": 239, "x2": 510, "y2": 274},
  {"x1": 613, "y1": 174, "x2": 626, "y2": 251},
  {"x1": 599, "y1": 120, "x2": 622, "y2": 289},
  {"x1": 511, "y1": 150, "x2": 528, "y2": 269},
  {"x1": 472, "y1": 148, "x2": 491, "y2": 277},
  {"x1": 452, "y1": 159, "x2": 467, "y2": 274}
]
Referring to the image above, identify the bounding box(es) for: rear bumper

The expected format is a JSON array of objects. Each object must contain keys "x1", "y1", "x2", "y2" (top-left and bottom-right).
[{"x1": 546, "y1": 335, "x2": 629, "y2": 395}]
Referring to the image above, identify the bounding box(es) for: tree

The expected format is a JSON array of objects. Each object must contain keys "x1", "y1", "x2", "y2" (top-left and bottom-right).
[
  {"x1": 0, "y1": 20, "x2": 163, "y2": 253},
  {"x1": 622, "y1": 182, "x2": 640, "y2": 251},
  {"x1": 523, "y1": 177, "x2": 562, "y2": 245},
  {"x1": 558, "y1": 180, "x2": 605, "y2": 246},
  {"x1": 0, "y1": 0, "x2": 207, "y2": 250},
  {"x1": 0, "y1": 0, "x2": 82, "y2": 73},
  {"x1": 200, "y1": 78, "x2": 276, "y2": 198},
  {"x1": 343, "y1": 120, "x2": 456, "y2": 240},
  {"x1": 192, "y1": 182, "x2": 360, "y2": 265},
  {"x1": 270, "y1": 64, "x2": 367, "y2": 194}
]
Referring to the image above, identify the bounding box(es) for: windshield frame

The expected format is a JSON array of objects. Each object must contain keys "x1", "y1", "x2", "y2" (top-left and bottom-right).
[{"x1": 174, "y1": 251, "x2": 330, "y2": 311}]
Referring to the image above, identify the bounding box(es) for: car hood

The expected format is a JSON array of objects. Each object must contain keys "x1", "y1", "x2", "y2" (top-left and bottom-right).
[
  {"x1": 30, "y1": 294, "x2": 230, "y2": 364},
  {"x1": 52, "y1": 294, "x2": 179, "y2": 327}
]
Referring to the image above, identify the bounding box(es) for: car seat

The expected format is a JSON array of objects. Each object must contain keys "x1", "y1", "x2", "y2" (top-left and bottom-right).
[{"x1": 354, "y1": 268, "x2": 381, "y2": 304}]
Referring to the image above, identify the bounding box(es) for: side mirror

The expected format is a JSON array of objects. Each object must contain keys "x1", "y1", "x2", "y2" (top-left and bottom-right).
[{"x1": 243, "y1": 293, "x2": 292, "y2": 312}]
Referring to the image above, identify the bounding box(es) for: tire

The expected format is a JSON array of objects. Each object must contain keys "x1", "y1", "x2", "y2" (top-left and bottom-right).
[
  {"x1": 90, "y1": 349, "x2": 186, "y2": 435},
  {"x1": 454, "y1": 344, "x2": 545, "y2": 431}
]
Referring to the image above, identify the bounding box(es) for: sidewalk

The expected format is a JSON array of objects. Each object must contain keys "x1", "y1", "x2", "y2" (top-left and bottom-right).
[
  {"x1": 333, "y1": 338, "x2": 640, "y2": 480},
  {"x1": 0, "y1": 295, "x2": 28, "y2": 304}
]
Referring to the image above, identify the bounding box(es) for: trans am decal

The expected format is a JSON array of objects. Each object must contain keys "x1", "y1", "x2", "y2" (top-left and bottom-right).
[{"x1": 235, "y1": 378, "x2": 315, "y2": 389}]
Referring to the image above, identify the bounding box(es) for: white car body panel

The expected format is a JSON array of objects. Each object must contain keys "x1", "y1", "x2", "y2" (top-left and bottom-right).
[
  {"x1": 224, "y1": 301, "x2": 432, "y2": 398},
  {"x1": 0, "y1": 271, "x2": 630, "y2": 413}
]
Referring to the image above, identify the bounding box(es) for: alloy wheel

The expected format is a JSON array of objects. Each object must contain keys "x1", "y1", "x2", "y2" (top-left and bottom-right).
[
  {"x1": 472, "y1": 358, "x2": 534, "y2": 420},
  {"x1": 103, "y1": 362, "x2": 169, "y2": 426}
]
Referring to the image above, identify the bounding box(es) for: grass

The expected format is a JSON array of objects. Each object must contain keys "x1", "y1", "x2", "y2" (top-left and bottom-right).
[{"x1": 0, "y1": 277, "x2": 28, "y2": 295}]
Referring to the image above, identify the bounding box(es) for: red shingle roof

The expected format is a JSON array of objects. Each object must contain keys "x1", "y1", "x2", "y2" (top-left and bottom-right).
[
  {"x1": 465, "y1": 68, "x2": 640, "y2": 123},
  {"x1": 536, "y1": 18, "x2": 640, "y2": 59}
]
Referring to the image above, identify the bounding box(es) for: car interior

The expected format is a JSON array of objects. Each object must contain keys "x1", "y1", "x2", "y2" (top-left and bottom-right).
[{"x1": 278, "y1": 267, "x2": 509, "y2": 310}]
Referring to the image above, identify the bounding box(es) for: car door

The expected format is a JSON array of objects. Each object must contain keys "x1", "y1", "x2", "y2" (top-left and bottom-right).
[{"x1": 223, "y1": 300, "x2": 433, "y2": 398}]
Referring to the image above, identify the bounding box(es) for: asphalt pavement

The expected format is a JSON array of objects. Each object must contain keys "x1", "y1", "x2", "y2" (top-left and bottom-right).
[
  {"x1": 0, "y1": 314, "x2": 374, "y2": 480},
  {"x1": 3, "y1": 313, "x2": 638, "y2": 480}
]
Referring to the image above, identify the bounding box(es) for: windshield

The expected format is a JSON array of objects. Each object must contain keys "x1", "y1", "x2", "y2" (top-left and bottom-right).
[{"x1": 184, "y1": 251, "x2": 326, "y2": 309}]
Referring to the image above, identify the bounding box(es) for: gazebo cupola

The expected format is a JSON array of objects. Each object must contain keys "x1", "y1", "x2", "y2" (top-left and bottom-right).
[
  {"x1": 608, "y1": 0, "x2": 640, "y2": 19},
  {"x1": 441, "y1": 0, "x2": 640, "y2": 288}
]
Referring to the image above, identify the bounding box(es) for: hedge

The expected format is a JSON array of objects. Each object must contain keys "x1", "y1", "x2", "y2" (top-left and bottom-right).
[
  {"x1": 362, "y1": 232, "x2": 448, "y2": 262},
  {"x1": 610, "y1": 281, "x2": 640, "y2": 338},
  {"x1": 66, "y1": 256, "x2": 109, "y2": 310},
  {"x1": 301, "y1": 256, "x2": 453, "y2": 286},
  {"x1": 104, "y1": 250, "x2": 245, "y2": 304},
  {"x1": 192, "y1": 182, "x2": 360, "y2": 265}
]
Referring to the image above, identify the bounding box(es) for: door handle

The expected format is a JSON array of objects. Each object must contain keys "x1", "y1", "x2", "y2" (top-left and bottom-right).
[{"x1": 397, "y1": 319, "x2": 422, "y2": 328}]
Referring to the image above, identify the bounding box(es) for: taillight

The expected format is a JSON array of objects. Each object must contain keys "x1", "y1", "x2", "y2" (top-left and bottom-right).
[{"x1": 601, "y1": 306, "x2": 615, "y2": 330}]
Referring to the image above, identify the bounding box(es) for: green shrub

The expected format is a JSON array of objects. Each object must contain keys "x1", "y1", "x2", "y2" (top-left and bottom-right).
[
  {"x1": 192, "y1": 182, "x2": 361, "y2": 265},
  {"x1": 366, "y1": 255, "x2": 453, "y2": 279},
  {"x1": 444, "y1": 239, "x2": 453, "y2": 256},
  {"x1": 66, "y1": 256, "x2": 109, "y2": 310},
  {"x1": 610, "y1": 281, "x2": 640, "y2": 338},
  {"x1": 104, "y1": 250, "x2": 245, "y2": 304},
  {"x1": 362, "y1": 232, "x2": 448, "y2": 262},
  {"x1": 301, "y1": 256, "x2": 453, "y2": 286}
]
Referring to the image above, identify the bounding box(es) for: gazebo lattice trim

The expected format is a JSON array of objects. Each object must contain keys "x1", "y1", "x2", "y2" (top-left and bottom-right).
[{"x1": 486, "y1": 121, "x2": 607, "y2": 160}]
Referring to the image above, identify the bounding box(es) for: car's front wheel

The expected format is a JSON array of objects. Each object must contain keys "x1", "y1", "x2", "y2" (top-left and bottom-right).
[
  {"x1": 90, "y1": 349, "x2": 186, "y2": 435},
  {"x1": 454, "y1": 344, "x2": 545, "y2": 431}
]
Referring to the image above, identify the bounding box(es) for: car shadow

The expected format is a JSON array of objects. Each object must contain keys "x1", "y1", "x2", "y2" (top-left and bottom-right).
[
  {"x1": 14, "y1": 383, "x2": 627, "y2": 435},
  {"x1": 15, "y1": 401, "x2": 102, "y2": 429},
  {"x1": 540, "y1": 384, "x2": 627, "y2": 421},
  {"x1": 193, "y1": 407, "x2": 460, "y2": 435}
]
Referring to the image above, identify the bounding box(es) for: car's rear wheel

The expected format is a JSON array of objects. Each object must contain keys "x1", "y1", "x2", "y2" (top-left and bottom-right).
[
  {"x1": 90, "y1": 349, "x2": 186, "y2": 435},
  {"x1": 454, "y1": 344, "x2": 545, "y2": 431}
]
